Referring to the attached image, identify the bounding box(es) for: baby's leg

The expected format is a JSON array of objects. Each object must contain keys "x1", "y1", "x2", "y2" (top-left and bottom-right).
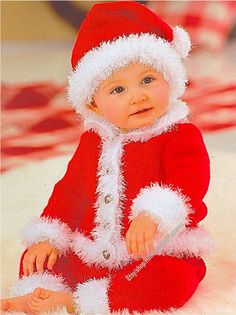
[
  {"x1": 108, "y1": 255, "x2": 206, "y2": 312},
  {"x1": 0, "y1": 294, "x2": 32, "y2": 313},
  {"x1": 28, "y1": 287, "x2": 75, "y2": 314}
]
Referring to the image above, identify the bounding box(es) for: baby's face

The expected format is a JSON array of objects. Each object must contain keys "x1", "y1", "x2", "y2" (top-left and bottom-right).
[{"x1": 88, "y1": 62, "x2": 169, "y2": 131}]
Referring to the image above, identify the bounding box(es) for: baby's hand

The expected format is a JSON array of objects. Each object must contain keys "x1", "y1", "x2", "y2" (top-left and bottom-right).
[
  {"x1": 125, "y1": 213, "x2": 161, "y2": 260},
  {"x1": 23, "y1": 241, "x2": 58, "y2": 276}
]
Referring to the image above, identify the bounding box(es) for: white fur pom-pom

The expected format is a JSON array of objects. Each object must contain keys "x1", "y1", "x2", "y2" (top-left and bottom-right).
[{"x1": 172, "y1": 26, "x2": 191, "y2": 59}]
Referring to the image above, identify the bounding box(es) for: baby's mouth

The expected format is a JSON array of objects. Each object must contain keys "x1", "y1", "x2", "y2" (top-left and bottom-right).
[{"x1": 130, "y1": 107, "x2": 153, "y2": 116}]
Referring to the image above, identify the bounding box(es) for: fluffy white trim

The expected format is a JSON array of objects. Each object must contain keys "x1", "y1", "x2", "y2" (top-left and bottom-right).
[
  {"x1": 88, "y1": 131, "x2": 131, "y2": 269},
  {"x1": 73, "y1": 277, "x2": 110, "y2": 314},
  {"x1": 72, "y1": 226, "x2": 212, "y2": 269},
  {"x1": 21, "y1": 216, "x2": 72, "y2": 255},
  {"x1": 129, "y1": 183, "x2": 192, "y2": 233},
  {"x1": 68, "y1": 32, "x2": 188, "y2": 122},
  {"x1": 72, "y1": 231, "x2": 132, "y2": 269},
  {"x1": 9, "y1": 272, "x2": 71, "y2": 297},
  {"x1": 172, "y1": 26, "x2": 192, "y2": 59}
]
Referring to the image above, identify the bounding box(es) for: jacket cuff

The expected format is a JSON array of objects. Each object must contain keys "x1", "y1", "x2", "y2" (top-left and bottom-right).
[
  {"x1": 129, "y1": 183, "x2": 192, "y2": 233},
  {"x1": 21, "y1": 216, "x2": 72, "y2": 255},
  {"x1": 9, "y1": 272, "x2": 71, "y2": 297},
  {"x1": 73, "y1": 277, "x2": 110, "y2": 314}
]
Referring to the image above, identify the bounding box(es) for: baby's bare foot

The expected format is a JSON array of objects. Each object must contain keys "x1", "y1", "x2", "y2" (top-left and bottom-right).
[
  {"x1": 0, "y1": 294, "x2": 32, "y2": 313},
  {"x1": 28, "y1": 287, "x2": 75, "y2": 314},
  {"x1": 0, "y1": 299, "x2": 9, "y2": 311}
]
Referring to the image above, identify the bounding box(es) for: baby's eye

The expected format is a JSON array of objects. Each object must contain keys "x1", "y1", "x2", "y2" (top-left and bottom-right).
[
  {"x1": 142, "y1": 76, "x2": 155, "y2": 84},
  {"x1": 111, "y1": 86, "x2": 125, "y2": 94}
]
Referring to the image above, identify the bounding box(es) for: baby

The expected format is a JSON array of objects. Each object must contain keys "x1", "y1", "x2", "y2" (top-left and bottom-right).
[{"x1": 1, "y1": 2, "x2": 212, "y2": 314}]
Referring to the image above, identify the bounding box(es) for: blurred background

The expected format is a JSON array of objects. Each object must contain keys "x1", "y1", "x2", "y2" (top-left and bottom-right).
[{"x1": 1, "y1": 1, "x2": 236, "y2": 312}]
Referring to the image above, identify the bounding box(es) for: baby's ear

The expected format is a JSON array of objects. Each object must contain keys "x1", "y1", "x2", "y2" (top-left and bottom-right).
[{"x1": 86, "y1": 100, "x2": 97, "y2": 112}]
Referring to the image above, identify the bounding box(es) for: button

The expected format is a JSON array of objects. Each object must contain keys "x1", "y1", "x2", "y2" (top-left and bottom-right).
[
  {"x1": 103, "y1": 250, "x2": 111, "y2": 260},
  {"x1": 111, "y1": 133, "x2": 119, "y2": 141},
  {"x1": 103, "y1": 223, "x2": 110, "y2": 229},
  {"x1": 106, "y1": 168, "x2": 112, "y2": 175},
  {"x1": 104, "y1": 194, "x2": 113, "y2": 204}
]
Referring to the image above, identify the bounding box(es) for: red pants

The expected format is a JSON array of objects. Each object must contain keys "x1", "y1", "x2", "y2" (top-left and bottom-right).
[{"x1": 19, "y1": 250, "x2": 206, "y2": 313}]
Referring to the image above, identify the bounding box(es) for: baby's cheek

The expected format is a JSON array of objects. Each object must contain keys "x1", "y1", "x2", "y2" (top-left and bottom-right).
[
  {"x1": 106, "y1": 108, "x2": 124, "y2": 124},
  {"x1": 107, "y1": 107, "x2": 118, "y2": 118}
]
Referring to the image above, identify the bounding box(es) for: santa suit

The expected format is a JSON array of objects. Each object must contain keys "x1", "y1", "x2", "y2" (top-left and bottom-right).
[
  {"x1": 13, "y1": 100, "x2": 212, "y2": 314},
  {"x1": 10, "y1": 2, "x2": 213, "y2": 313}
]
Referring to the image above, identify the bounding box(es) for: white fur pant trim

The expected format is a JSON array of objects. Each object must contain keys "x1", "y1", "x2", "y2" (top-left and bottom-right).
[
  {"x1": 9, "y1": 272, "x2": 71, "y2": 297},
  {"x1": 73, "y1": 277, "x2": 110, "y2": 314}
]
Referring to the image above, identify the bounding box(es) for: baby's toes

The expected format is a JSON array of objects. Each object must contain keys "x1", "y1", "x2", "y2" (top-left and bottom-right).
[
  {"x1": 33, "y1": 287, "x2": 49, "y2": 300},
  {"x1": 1, "y1": 299, "x2": 10, "y2": 311},
  {"x1": 30, "y1": 295, "x2": 43, "y2": 304},
  {"x1": 33, "y1": 287, "x2": 44, "y2": 299},
  {"x1": 28, "y1": 300, "x2": 41, "y2": 314}
]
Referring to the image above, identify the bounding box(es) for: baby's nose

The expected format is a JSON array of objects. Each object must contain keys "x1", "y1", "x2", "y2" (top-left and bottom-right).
[{"x1": 130, "y1": 94, "x2": 148, "y2": 105}]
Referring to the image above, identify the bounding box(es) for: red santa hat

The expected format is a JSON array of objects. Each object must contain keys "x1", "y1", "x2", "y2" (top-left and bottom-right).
[{"x1": 68, "y1": 1, "x2": 191, "y2": 121}]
